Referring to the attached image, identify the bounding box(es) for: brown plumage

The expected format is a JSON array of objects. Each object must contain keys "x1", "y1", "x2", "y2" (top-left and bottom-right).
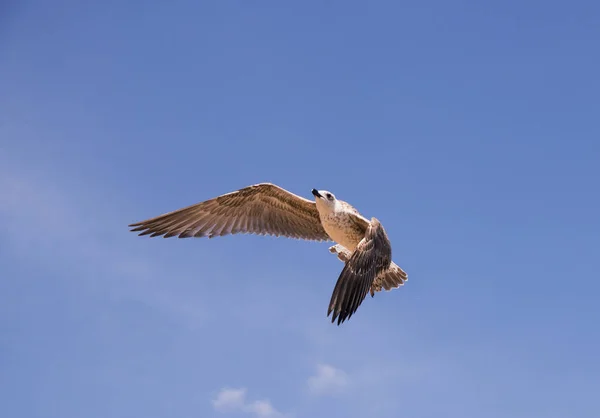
[
  {"x1": 129, "y1": 182, "x2": 408, "y2": 325},
  {"x1": 129, "y1": 183, "x2": 331, "y2": 241},
  {"x1": 327, "y1": 219, "x2": 392, "y2": 325}
]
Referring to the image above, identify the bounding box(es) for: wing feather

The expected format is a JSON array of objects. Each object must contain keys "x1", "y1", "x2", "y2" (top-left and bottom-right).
[
  {"x1": 327, "y1": 218, "x2": 392, "y2": 325},
  {"x1": 129, "y1": 183, "x2": 331, "y2": 242}
]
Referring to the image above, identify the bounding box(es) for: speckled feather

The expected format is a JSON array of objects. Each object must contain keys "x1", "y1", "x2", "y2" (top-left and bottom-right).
[
  {"x1": 326, "y1": 218, "x2": 392, "y2": 325},
  {"x1": 129, "y1": 183, "x2": 332, "y2": 241},
  {"x1": 129, "y1": 182, "x2": 409, "y2": 325}
]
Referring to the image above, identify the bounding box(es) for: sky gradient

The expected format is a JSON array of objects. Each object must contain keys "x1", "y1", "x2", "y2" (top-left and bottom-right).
[{"x1": 1, "y1": 1, "x2": 599, "y2": 417}]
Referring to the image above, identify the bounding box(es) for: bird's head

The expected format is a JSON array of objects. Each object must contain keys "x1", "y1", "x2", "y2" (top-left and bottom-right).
[{"x1": 312, "y1": 188, "x2": 337, "y2": 214}]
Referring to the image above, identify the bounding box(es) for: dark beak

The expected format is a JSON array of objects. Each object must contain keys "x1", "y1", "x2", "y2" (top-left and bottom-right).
[{"x1": 311, "y1": 188, "x2": 322, "y2": 198}]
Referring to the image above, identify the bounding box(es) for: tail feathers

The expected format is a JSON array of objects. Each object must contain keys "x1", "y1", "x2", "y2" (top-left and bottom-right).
[{"x1": 370, "y1": 262, "x2": 408, "y2": 296}]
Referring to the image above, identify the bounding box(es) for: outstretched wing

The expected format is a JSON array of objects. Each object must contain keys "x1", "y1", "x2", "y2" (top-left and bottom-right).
[
  {"x1": 327, "y1": 218, "x2": 392, "y2": 325},
  {"x1": 129, "y1": 183, "x2": 331, "y2": 241}
]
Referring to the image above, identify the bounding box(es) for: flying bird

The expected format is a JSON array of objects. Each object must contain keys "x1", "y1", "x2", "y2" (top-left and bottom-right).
[{"x1": 128, "y1": 183, "x2": 408, "y2": 325}]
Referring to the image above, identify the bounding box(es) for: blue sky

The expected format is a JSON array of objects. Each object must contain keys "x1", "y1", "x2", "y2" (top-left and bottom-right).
[{"x1": 1, "y1": 1, "x2": 599, "y2": 417}]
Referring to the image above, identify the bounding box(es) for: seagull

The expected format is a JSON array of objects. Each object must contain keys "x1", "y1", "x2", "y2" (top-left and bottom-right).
[{"x1": 128, "y1": 183, "x2": 408, "y2": 325}]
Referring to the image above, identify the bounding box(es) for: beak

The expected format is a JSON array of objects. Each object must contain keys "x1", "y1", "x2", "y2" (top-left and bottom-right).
[{"x1": 311, "y1": 189, "x2": 322, "y2": 198}]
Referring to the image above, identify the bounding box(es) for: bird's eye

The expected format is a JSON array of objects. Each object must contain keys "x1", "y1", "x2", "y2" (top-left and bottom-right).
[{"x1": 326, "y1": 193, "x2": 332, "y2": 200}]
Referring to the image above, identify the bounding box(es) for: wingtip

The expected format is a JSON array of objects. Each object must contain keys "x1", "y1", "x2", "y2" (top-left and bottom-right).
[
  {"x1": 328, "y1": 308, "x2": 339, "y2": 325},
  {"x1": 327, "y1": 309, "x2": 349, "y2": 326}
]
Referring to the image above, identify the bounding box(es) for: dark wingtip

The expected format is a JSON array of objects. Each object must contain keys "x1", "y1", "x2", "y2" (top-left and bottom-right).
[
  {"x1": 328, "y1": 308, "x2": 337, "y2": 324},
  {"x1": 327, "y1": 308, "x2": 349, "y2": 326}
]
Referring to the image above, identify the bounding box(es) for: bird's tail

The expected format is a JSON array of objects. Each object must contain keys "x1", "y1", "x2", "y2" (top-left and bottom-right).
[{"x1": 369, "y1": 262, "x2": 408, "y2": 297}]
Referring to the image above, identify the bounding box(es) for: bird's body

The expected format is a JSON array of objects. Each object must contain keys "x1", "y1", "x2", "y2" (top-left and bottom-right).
[
  {"x1": 129, "y1": 183, "x2": 408, "y2": 325},
  {"x1": 319, "y1": 201, "x2": 367, "y2": 251}
]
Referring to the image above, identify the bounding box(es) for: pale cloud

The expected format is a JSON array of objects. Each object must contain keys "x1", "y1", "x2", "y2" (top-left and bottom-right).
[
  {"x1": 0, "y1": 162, "x2": 85, "y2": 247},
  {"x1": 307, "y1": 363, "x2": 349, "y2": 396},
  {"x1": 213, "y1": 388, "x2": 247, "y2": 411},
  {"x1": 245, "y1": 399, "x2": 282, "y2": 417},
  {"x1": 213, "y1": 387, "x2": 283, "y2": 417},
  {"x1": 0, "y1": 154, "x2": 208, "y2": 327}
]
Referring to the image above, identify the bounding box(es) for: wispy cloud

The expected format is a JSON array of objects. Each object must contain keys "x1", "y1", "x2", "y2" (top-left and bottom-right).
[
  {"x1": 0, "y1": 153, "x2": 209, "y2": 327},
  {"x1": 307, "y1": 363, "x2": 349, "y2": 396},
  {"x1": 213, "y1": 388, "x2": 284, "y2": 417},
  {"x1": 213, "y1": 388, "x2": 247, "y2": 410}
]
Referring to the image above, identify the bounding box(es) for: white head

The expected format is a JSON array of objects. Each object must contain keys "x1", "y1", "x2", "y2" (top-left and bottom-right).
[{"x1": 311, "y1": 188, "x2": 338, "y2": 214}]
